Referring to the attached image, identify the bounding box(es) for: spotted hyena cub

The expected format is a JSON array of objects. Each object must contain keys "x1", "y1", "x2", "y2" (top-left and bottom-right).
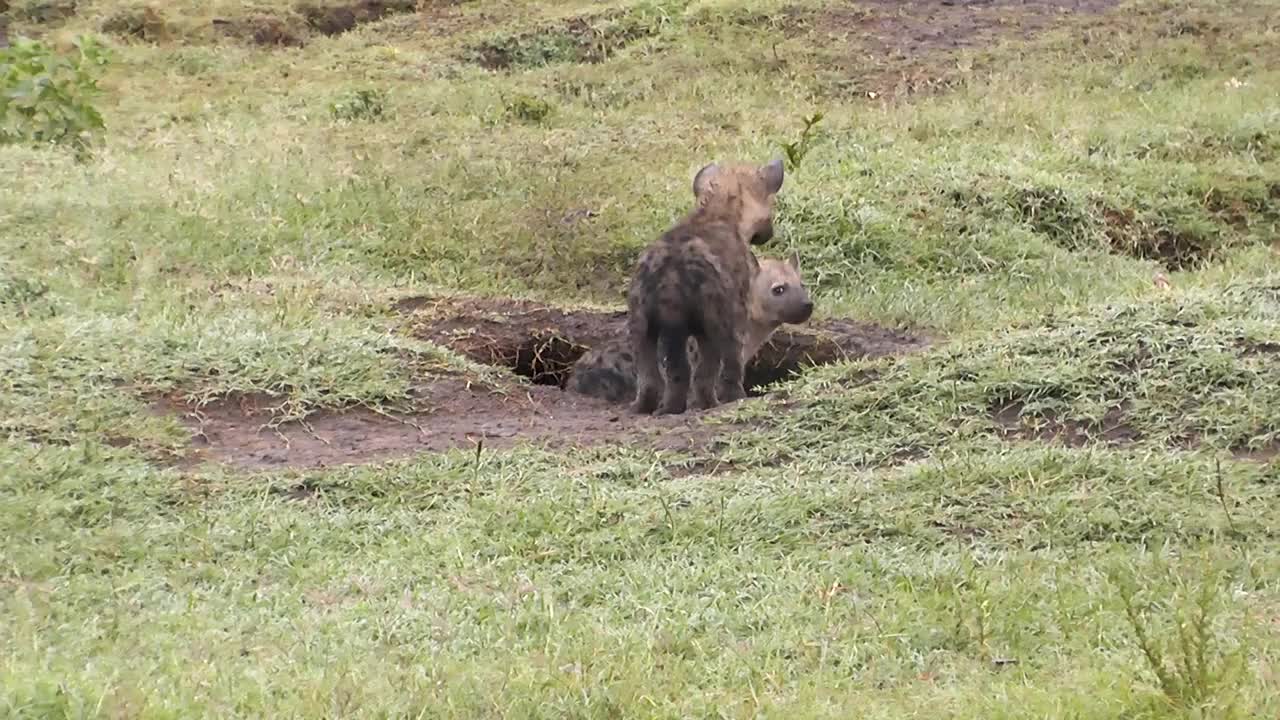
[
  {"x1": 627, "y1": 158, "x2": 786, "y2": 415},
  {"x1": 567, "y1": 254, "x2": 813, "y2": 404}
]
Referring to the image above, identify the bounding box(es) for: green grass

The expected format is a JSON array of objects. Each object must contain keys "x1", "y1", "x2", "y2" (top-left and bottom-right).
[{"x1": 3, "y1": 0, "x2": 1280, "y2": 716}]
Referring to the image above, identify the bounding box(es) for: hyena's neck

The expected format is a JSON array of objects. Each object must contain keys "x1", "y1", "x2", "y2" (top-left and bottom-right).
[
  {"x1": 690, "y1": 195, "x2": 748, "y2": 241},
  {"x1": 740, "y1": 316, "x2": 783, "y2": 364}
]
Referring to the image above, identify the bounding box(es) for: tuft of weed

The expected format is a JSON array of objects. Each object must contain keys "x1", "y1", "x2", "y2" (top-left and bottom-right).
[
  {"x1": 503, "y1": 93, "x2": 553, "y2": 124},
  {"x1": 0, "y1": 34, "x2": 109, "y2": 156},
  {"x1": 329, "y1": 88, "x2": 388, "y2": 122},
  {"x1": 1111, "y1": 564, "x2": 1252, "y2": 717}
]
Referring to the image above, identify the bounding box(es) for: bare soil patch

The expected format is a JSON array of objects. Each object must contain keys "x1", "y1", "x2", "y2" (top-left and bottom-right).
[
  {"x1": 806, "y1": 0, "x2": 1121, "y2": 97},
  {"x1": 296, "y1": 0, "x2": 416, "y2": 37},
  {"x1": 157, "y1": 379, "x2": 725, "y2": 472},
  {"x1": 212, "y1": 15, "x2": 304, "y2": 48},
  {"x1": 157, "y1": 296, "x2": 928, "y2": 471},
  {"x1": 991, "y1": 399, "x2": 1139, "y2": 448}
]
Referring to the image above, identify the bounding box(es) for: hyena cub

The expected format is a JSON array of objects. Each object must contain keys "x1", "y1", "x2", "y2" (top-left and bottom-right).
[
  {"x1": 627, "y1": 158, "x2": 786, "y2": 415},
  {"x1": 567, "y1": 254, "x2": 814, "y2": 404}
]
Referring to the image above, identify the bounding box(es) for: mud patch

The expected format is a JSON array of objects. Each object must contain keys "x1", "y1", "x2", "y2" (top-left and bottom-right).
[
  {"x1": 992, "y1": 399, "x2": 1139, "y2": 448},
  {"x1": 297, "y1": 0, "x2": 416, "y2": 37},
  {"x1": 1100, "y1": 207, "x2": 1216, "y2": 271},
  {"x1": 400, "y1": 295, "x2": 929, "y2": 392},
  {"x1": 1232, "y1": 440, "x2": 1279, "y2": 464},
  {"x1": 159, "y1": 379, "x2": 734, "y2": 471},
  {"x1": 209, "y1": 0, "x2": 440, "y2": 48},
  {"x1": 212, "y1": 15, "x2": 305, "y2": 48},
  {"x1": 807, "y1": 0, "x2": 1121, "y2": 97}
]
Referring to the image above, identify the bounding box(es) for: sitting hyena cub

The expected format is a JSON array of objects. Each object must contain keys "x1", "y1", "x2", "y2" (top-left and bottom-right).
[
  {"x1": 626, "y1": 158, "x2": 787, "y2": 415},
  {"x1": 567, "y1": 254, "x2": 813, "y2": 404}
]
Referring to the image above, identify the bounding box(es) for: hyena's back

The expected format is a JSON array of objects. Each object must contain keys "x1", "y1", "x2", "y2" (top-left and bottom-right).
[{"x1": 628, "y1": 230, "x2": 752, "y2": 414}]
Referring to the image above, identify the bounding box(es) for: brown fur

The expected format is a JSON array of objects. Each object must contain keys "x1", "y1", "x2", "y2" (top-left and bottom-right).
[
  {"x1": 568, "y1": 255, "x2": 813, "y2": 404},
  {"x1": 626, "y1": 159, "x2": 788, "y2": 415}
]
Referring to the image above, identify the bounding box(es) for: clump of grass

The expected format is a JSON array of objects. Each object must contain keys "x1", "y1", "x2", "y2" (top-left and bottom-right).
[
  {"x1": 14, "y1": 0, "x2": 78, "y2": 24},
  {"x1": 503, "y1": 93, "x2": 553, "y2": 124},
  {"x1": 728, "y1": 281, "x2": 1280, "y2": 465},
  {"x1": 465, "y1": 1, "x2": 680, "y2": 70},
  {"x1": 329, "y1": 88, "x2": 388, "y2": 121}
]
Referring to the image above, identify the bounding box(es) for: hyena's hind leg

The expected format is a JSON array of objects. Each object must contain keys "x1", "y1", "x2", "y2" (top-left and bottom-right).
[
  {"x1": 689, "y1": 334, "x2": 721, "y2": 411},
  {"x1": 656, "y1": 329, "x2": 692, "y2": 415},
  {"x1": 705, "y1": 312, "x2": 747, "y2": 406},
  {"x1": 629, "y1": 320, "x2": 662, "y2": 415}
]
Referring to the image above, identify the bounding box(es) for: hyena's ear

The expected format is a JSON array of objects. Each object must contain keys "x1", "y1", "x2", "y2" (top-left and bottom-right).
[
  {"x1": 693, "y1": 162, "x2": 720, "y2": 197},
  {"x1": 787, "y1": 251, "x2": 801, "y2": 271},
  {"x1": 761, "y1": 157, "x2": 785, "y2": 194}
]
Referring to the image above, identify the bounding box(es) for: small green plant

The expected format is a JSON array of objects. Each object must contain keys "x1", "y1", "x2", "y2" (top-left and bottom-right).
[
  {"x1": 780, "y1": 111, "x2": 824, "y2": 172},
  {"x1": 329, "y1": 88, "x2": 387, "y2": 122},
  {"x1": 503, "y1": 93, "x2": 553, "y2": 124},
  {"x1": 1112, "y1": 568, "x2": 1251, "y2": 716},
  {"x1": 0, "y1": 35, "x2": 110, "y2": 155}
]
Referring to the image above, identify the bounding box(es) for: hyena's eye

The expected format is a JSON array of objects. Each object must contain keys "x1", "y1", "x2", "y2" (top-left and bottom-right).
[{"x1": 771, "y1": 284, "x2": 787, "y2": 296}]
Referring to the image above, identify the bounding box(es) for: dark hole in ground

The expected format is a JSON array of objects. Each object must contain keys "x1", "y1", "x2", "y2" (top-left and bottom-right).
[{"x1": 400, "y1": 295, "x2": 931, "y2": 395}]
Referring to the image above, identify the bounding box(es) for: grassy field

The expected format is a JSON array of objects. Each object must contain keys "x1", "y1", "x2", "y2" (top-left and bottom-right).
[{"x1": 2, "y1": 0, "x2": 1279, "y2": 716}]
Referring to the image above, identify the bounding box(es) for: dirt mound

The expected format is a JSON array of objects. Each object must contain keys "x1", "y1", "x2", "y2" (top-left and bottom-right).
[
  {"x1": 809, "y1": 0, "x2": 1121, "y2": 97},
  {"x1": 297, "y1": 0, "x2": 416, "y2": 37},
  {"x1": 208, "y1": 0, "x2": 433, "y2": 48},
  {"x1": 212, "y1": 15, "x2": 304, "y2": 47},
  {"x1": 157, "y1": 296, "x2": 929, "y2": 471}
]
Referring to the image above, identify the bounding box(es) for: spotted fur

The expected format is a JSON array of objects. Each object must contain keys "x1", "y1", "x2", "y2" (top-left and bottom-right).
[
  {"x1": 567, "y1": 255, "x2": 813, "y2": 404},
  {"x1": 625, "y1": 158, "x2": 787, "y2": 415}
]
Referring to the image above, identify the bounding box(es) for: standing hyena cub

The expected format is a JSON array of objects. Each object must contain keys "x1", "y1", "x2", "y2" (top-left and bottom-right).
[
  {"x1": 567, "y1": 254, "x2": 813, "y2": 404},
  {"x1": 626, "y1": 158, "x2": 787, "y2": 415}
]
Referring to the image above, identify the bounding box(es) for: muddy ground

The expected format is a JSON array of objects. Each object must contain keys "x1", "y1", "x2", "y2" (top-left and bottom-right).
[{"x1": 158, "y1": 296, "x2": 931, "y2": 471}]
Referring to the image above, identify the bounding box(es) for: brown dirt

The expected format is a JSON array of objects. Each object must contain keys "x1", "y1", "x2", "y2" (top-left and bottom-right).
[
  {"x1": 1232, "y1": 441, "x2": 1279, "y2": 464},
  {"x1": 212, "y1": 15, "x2": 304, "y2": 48},
  {"x1": 806, "y1": 0, "x2": 1122, "y2": 97},
  {"x1": 211, "y1": 0, "x2": 462, "y2": 48},
  {"x1": 991, "y1": 399, "x2": 1140, "y2": 447},
  {"x1": 1100, "y1": 206, "x2": 1215, "y2": 271},
  {"x1": 157, "y1": 378, "x2": 738, "y2": 472},
  {"x1": 157, "y1": 296, "x2": 929, "y2": 471},
  {"x1": 296, "y1": 0, "x2": 416, "y2": 37}
]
